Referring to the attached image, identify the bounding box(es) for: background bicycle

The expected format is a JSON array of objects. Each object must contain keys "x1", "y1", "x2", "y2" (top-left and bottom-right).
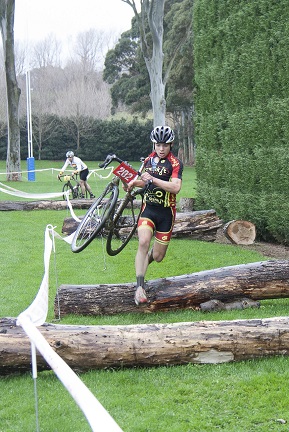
[
  {"x1": 71, "y1": 154, "x2": 149, "y2": 255},
  {"x1": 58, "y1": 173, "x2": 88, "y2": 200}
]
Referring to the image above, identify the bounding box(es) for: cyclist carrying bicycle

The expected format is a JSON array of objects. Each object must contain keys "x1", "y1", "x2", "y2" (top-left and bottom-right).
[
  {"x1": 58, "y1": 151, "x2": 95, "y2": 199},
  {"x1": 126, "y1": 126, "x2": 183, "y2": 305}
]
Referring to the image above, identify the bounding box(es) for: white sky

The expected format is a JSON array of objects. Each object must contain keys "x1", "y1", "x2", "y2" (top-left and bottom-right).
[{"x1": 14, "y1": 0, "x2": 135, "y2": 62}]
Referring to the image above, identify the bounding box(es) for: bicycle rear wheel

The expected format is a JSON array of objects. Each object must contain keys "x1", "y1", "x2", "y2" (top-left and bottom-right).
[
  {"x1": 106, "y1": 191, "x2": 143, "y2": 256},
  {"x1": 71, "y1": 184, "x2": 118, "y2": 253},
  {"x1": 75, "y1": 185, "x2": 83, "y2": 199}
]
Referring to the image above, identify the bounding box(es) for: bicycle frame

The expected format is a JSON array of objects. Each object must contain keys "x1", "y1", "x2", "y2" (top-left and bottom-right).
[{"x1": 58, "y1": 173, "x2": 85, "y2": 199}]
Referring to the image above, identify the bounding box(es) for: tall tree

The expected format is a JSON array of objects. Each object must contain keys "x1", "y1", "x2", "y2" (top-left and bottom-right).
[
  {"x1": 55, "y1": 64, "x2": 111, "y2": 150},
  {"x1": 119, "y1": 0, "x2": 192, "y2": 127},
  {"x1": 31, "y1": 34, "x2": 61, "y2": 68},
  {"x1": 103, "y1": 25, "x2": 151, "y2": 115},
  {"x1": 73, "y1": 29, "x2": 105, "y2": 73},
  {"x1": 0, "y1": 0, "x2": 21, "y2": 180},
  {"x1": 121, "y1": 0, "x2": 167, "y2": 126}
]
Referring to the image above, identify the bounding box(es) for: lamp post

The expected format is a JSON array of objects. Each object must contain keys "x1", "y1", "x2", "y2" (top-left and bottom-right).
[{"x1": 26, "y1": 70, "x2": 35, "y2": 181}]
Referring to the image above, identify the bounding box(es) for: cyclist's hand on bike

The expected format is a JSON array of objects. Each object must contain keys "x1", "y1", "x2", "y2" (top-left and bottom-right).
[
  {"x1": 140, "y1": 172, "x2": 154, "y2": 184},
  {"x1": 126, "y1": 179, "x2": 135, "y2": 191},
  {"x1": 57, "y1": 172, "x2": 63, "y2": 180},
  {"x1": 73, "y1": 171, "x2": 78, "y2": 176}
]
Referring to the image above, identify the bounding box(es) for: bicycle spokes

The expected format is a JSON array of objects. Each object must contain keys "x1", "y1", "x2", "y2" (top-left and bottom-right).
[
  {"x1": 106, "y1": 198, "x2": 141, "y2": 256},
  {"x1": 71, "y1": 185, "x2": 119, "y2": 253}
]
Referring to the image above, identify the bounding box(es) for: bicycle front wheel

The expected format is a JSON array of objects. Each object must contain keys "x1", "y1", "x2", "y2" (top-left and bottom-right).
[
  {"x1": 71, "y1": 184, "x2": 119, "y2": 253},
  {"x1": 62, "y1": 183, "x2": 73, "y2": 200},
  {"x1": 106, "y1": 191, "x2": 143, "y2": 256}
]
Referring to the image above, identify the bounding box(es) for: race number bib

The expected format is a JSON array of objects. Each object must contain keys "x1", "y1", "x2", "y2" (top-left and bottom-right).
[{"x1": 113, "y1": 162, "x2": 138, "y2": 184}]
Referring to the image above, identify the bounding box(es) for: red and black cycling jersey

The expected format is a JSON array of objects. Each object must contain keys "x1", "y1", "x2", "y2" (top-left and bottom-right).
[{"x1": 143, "y1": 151, "x2": 183, "y2": 208}]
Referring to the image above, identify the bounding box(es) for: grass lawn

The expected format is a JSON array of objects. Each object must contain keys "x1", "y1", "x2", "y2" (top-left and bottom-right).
[{"x1": 1, "y1": 160, "x2": 289, "y2": 431}]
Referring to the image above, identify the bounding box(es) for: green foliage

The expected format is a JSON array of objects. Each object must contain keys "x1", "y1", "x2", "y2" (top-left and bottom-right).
[
  {"x1": 194, "y1": 0, "x2": 289, "y2": 243},
  {"x1": 103, "y1": 21, "x2": 151, "y2": 114},
  {"x1": 165, "y1": 0, "x2": 194, "y2": 112}
]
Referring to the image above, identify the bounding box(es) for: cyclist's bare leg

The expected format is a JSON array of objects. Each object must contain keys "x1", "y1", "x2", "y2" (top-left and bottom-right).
[
  {"x1": 84, "y1": 181, "x2": 93, "y2": 195},
  {"x1": 150, "y1": 241, "x2": 168, "y2": 263},
  {"x1": 79, "y1": 179, "x2": 86, "y2": 195},
  {"x1": 134, "y1": 229, "x2": 168, "y2": 305},
  {"x1": 79, "y1": 180, "x2": 94, "y2": 197},
  {"x1": 135, "y1": 228, "x2": 152, "y2": 276},
  {"x1": 134, "y1": 228, "x2": 151, "y2": 305},
  {"x1": 148, "y1": 248, "x2": 154, "y2": 264}
]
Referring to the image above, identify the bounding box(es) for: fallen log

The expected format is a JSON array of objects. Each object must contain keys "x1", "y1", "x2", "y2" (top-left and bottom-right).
[
  {"x1": 223, "y1": 220, "x2": 256, "y2": 245},
  {"x1": 0, "y1": 199, "x2": 94, "y2": 211},
  {"x1": 61, "y1": 209, "x2": 223, "y2": 241},
  {"x1": 55, "y1": 260, "x2": 289, "y2": 316},
  {"x1": 1, "y1": 316, "x2": 289, "y2": 374}
]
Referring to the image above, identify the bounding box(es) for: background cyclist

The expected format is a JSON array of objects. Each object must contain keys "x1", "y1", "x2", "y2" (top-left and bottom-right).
[{"x1": 58, "y1": 151, "x2": 95, "y2": 199}]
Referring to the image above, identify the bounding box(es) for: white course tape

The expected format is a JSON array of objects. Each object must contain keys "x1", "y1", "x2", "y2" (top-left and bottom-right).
[
  {"x1": 51, "y1": 228, "x2": 76, "y2": 245},
  {"x1": 0, "y1": 181, "x2": 66, "y2": 199},
  {"x1": 64, "y1": 194, "x2": 81, "y2": 223},
  {"x1": 0, "y1": 180, "x2": 81, "y2": 223},
  {"x1": 16, "y1": 224, "x2": 123, "y2": 432},
  {"x1": 17, "y1": 315, "x2": 123, "y2": 432}
]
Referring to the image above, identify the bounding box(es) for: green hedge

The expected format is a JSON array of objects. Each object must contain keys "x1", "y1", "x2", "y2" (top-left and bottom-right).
[{"x1": 193, "y1": 0, "x2": 289, "y2": 243}]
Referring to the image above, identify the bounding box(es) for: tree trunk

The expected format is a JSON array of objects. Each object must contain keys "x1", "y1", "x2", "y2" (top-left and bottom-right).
[
  {"x1": 175, "y1": 109, "x2": 195, "y2": 166},
  {"x1": 143, "y1": 0, "x2": 166, "y2": 125},
  {"x1": 55, "y1": 260, "x2": 289, "y2": 317},
  {"x1": 0, "y1": 0, "x2": 21, "y2": 181},
  {"x1": 123, "y1": 0, "x2": 166, "y2": 125},
  {"x1": 1, "y1": 315, "x2": 289, "y2": 374}
]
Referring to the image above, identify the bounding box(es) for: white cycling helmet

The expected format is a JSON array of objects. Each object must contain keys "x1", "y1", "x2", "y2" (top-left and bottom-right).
[
  {"x1": 150, "y1": 126, "x2": 175, "y2": 143},
  {"x1": 66, "y1": 151, "x2": 74, "y2": 158}
]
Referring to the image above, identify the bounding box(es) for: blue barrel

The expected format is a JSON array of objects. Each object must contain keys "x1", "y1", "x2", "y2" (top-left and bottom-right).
[{"x1": 27, "y1": 157, "x2": 36, "y2": 181}]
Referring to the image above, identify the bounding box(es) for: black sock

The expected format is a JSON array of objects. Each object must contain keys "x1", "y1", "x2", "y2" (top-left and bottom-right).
[{"x1": 136, "y1": 275, "x2": 145, "y2": 287}]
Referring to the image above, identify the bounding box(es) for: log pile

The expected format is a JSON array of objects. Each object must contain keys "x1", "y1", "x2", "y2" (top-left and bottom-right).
[
  {"x1": 61, "y1": 209, "x2": 223, "y2": 241},
  {"x1": 0, "y1": 199, "x2": 223, "y2": 242},
  {"x1": 55, "y1": 260, "x2": 289, "y2": 317},
  {"x1": 1, "y1": 316, "x2": 289, "y2": 374}
]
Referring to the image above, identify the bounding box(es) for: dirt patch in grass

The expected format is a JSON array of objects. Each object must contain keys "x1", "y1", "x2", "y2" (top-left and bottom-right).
[{"x1": 215, "y1": 228, "x2": 289, "y2": 260}]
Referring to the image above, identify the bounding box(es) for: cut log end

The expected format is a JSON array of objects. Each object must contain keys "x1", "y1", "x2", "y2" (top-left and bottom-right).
[{"x1": 223, "y1": 220, "x2": 256, "y2": 245}]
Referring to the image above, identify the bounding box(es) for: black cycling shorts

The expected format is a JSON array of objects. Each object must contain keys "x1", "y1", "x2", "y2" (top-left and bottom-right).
[
  {"x1": 138, "y1": 203, "x2": 176, "y2": 245},
  {"x1": 80, "y1": 168, "x2": 89, "y2": 181}
]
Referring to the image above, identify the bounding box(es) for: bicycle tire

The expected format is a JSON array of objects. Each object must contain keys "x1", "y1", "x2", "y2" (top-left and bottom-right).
[
  {"x1": 71, "y1": 184, "x2": 119, "y2": 253},
  {"x1": 62, "y1": 183, "x2": 73, "y2": 200},
  {"x1": 106, "y1": 189, "x2": 143, "y2": 256},
  {"x1": 75, "y1": 185, "x2": 82, "y2": 199}
]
